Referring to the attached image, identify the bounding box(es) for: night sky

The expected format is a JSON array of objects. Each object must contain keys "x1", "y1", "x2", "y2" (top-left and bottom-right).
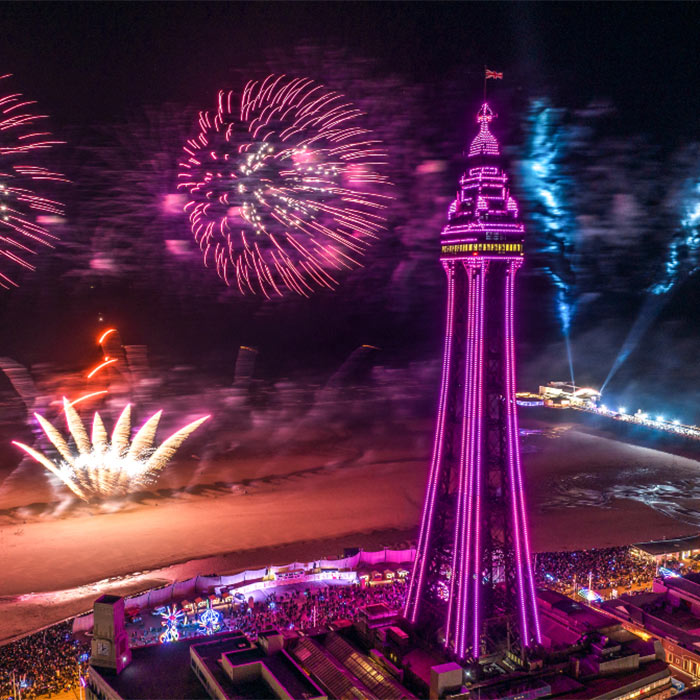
[
  {"x1": 0, "y1": 2, "x2": 699, "y2": 420},
  {"x1": 1, "y1": 3, "x2": 697, "y2": 136}
]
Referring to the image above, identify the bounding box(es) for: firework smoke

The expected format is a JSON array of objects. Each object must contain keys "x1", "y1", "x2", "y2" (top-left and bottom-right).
[{"x1": 603, "y1": 158, "x2": 700, "y2": 393}]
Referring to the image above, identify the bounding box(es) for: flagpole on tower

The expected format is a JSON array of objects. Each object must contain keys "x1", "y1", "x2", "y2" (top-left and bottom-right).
[{"x1": 483, "y1": 65, "x2": 487, "y2": 102}]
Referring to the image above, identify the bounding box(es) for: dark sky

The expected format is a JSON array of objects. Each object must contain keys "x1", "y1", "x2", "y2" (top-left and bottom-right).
[
  {"x1": 0, "y1": 1, "x2": 699, "y2": 416},
  {"x1": 0, "y1": 2, "x2": 697, "y2": 138}
]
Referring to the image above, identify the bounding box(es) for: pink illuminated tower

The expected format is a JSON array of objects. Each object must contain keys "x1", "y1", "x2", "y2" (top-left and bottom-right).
[{"x1": 404, "y1": 103, "x2": 541, "y2": 662}]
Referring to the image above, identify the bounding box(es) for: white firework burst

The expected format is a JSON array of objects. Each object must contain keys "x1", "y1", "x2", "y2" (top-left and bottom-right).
[{"x1": 13, "y1": 398, "x2": 209, "y2": 501}]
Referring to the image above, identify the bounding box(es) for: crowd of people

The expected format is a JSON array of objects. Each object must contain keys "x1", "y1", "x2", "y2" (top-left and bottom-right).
[
  {"x1": 233, "y1": 580, "x2": 407, "y2": 639},
  {"x1": 535, "y1": 546, "x2": 657, "y2": 594},
  {"x1": 0, "y1": 622, "x2": 90, "y2": 700},
  {"x1": 0, "y1": 549, "x2": 678, "y2": 689},
  {"x1": 128, "y1": 579, "x2": 407, "y2": 646}
]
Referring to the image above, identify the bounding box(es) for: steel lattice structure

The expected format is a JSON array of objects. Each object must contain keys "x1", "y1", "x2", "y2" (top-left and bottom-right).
[{"x1": 404, "y1": 103, "x2": 541, "y2": 661}]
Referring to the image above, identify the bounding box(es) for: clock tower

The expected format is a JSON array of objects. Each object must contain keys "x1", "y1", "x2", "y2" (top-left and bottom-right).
[{"x1": 90, "y1": 594, "x2": 132, "y2": 673}]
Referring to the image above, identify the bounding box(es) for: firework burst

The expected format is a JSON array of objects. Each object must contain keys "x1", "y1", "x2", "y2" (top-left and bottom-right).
[
  {"x1": 0, "y1": 74, "x2": 67, "y2": 289},
  {"x1": 12, "y1": 399, "x2": 209, "y2": 501},
  {"x1": 178, "y1": 74, "x2": 392, "y2": 297}
]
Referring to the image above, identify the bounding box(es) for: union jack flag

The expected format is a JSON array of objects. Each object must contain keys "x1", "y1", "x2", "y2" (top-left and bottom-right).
[{"x1": 485, "y1": 69, "x2": 503, "y2": 80}]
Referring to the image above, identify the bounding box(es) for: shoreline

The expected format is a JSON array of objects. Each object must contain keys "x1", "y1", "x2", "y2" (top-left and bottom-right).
[{"x1": 0, "y1": 527, "x2": 415, "y2": 644}]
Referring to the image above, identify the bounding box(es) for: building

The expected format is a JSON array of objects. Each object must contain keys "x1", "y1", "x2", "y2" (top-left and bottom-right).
[
  {"x1": 90, "y1": 595, "x2": 131, "y2": 674},
  {"x1": 404, "y1": 100, "x2": 541, "y2": 663},
  {"x1": 85, "y1": 595, "x2": 416, "y2": 700},
  {"x1": 538, "y1": 382, "x2": 600, "y2": 409},
  {"x1": 538, "y1": 588, "x2": 624, "y2": 650},
  {"x1": 367, "y1": 588, "x2": 673, "y2": 698},
  {"x1": 85, "y1": 625, "x2": 419, "y2": 700},
  {"x1": 632, "y1": 535, "x2": 700, "y2": 567},
  {"x1": 192, "y1": 631, "x2": 326, "y2": 700},
  {"x1": 87, "y1": 630, "x2": 327, "y2": 700},
  {"x1": 291, "y1": 630, "x2": 415, "y2": 699},
  {"x1": 84, "y1": 579, "x2": 676, "y2": 700},
  {"x1": 600, "y1": 572, "x2": 700, "y2": 684}
]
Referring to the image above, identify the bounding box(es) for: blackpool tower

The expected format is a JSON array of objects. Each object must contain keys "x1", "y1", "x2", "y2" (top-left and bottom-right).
[{"x1": 404, "y1": 102, "x2": 541, "y2": 662}]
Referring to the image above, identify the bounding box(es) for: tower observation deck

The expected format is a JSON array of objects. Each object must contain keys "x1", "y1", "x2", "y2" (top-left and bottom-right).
[
  {"x1": 441, "y1": 103, "x2": 525, "y2": 262},
  {"x1": 404, "y1": 102, "x2": 540, "y2": 664}
]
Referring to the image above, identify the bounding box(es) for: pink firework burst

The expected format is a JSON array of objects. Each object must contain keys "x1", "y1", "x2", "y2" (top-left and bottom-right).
[
  {"x1": 0, "y1": 74, "x2": 67, "y2": 290},
  {"x1": 178, "y1": 75, "x2": 392, "y2": 297}
]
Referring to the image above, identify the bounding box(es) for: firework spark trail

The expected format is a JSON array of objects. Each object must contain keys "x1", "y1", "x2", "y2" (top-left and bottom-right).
[
  {"x1": 0, "y1": 74, "x2": 67, "y2": 289},
  {"x1": 521, "y1": 99, "x2": 577, "y2": 385},
  {"x1": 602, "y1": 179, "x2": 700, "y2": 393},
  {"x1": 178, "y1": 74, "x2": 392, "y2": 296},
  {"x1": 650, "y1": 182, "x2": 700, "y2": 296},
  {"x1": 12, "y1": 399, "x2": 209, "y2": 501}
]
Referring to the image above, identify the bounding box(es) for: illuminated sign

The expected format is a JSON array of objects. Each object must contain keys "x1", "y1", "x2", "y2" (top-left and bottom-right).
[{"x1": 441, "y1": 242, "x2": 523, "y2": 256}]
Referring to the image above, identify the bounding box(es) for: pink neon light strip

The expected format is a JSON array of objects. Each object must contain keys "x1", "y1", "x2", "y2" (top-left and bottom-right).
[
  {"x1": 504, "y1": 263, "x2": 529, "y2": 643},
  {"x1": 449, "y1": 265, "x2": 476, "y2": 653},
  {"x1": 456, "y1": 265, "x2": 479, "y2": 658},
  {"x1": 470, "y1": 262, "x2": 486, "y2": 658},
  {"x1": 404, "y1": 262, "x2": 456, "y2": 622},
  {"x1": 408, "y1": 262, "x2": 455, "y2": 620},
  {"x1": 506, "y1": 260, "x2": 542, "y2": 644},
  {"x1": 445, "y1": 278, "x2": 471, "y2": 647}
]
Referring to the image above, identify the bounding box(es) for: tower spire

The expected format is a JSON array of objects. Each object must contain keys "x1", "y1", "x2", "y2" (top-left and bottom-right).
[{"x1": 468, "y1": 103, "x2": 500, "y2": 158}]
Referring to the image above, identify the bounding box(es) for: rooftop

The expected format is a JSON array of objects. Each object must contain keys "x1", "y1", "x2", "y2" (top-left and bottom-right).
[
  {"x1": 91, "y1": 631, "x2": 328, "y2": 700},
  {"x1": 569, "y1": 659, "x2": 670, "y2": 699},
  {"x1": 538, "y1": 588, "x2": 620, "y2": 632},
  {"x1": 633, "y1": 534, "x2": 700, "y2": 557},
  {"x1": 90, "y1": 631, "x2": 249, "y2": 699},
  {"x1": 662, "y1": 572, "x2": 700, "y2": 601},
  {"x1": 95, "y1": 594, "x2": 122, "y2": 605},
  {"x1": 292, "y1": 635, "x2": 371, "y2": 699},
  {"x1": 362, "y1": 603, "x2": 396, "y2": 619},
  {"x1": 194, "y1": 637, "x2": 324, "y2": 700},
  {"x1": 474, "y1": 675, "x2": 551, "y2": 700},
  {"x1": 621, "y1": 592, "x2": 700, "y2": 632}
]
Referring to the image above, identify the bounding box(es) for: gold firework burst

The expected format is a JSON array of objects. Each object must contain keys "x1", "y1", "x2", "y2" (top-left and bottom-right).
[{"x1": 13, "y1": 398, "x2": 209, "y2": 501}]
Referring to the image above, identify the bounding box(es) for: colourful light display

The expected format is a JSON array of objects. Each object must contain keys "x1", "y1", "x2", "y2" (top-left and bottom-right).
[
  {"x1": 178, "y1": 74, "x2": 392, "y2": 297},
  {"x1": 404, "y1": 102, "x2": 541, "y2": 660},
  {"x1": 159, "y1": 605, "x2": 184, "y2": 643},
  {"x1": 577, "y1": 588, "x2": 603, "y2": 603},
  {"x1": 198, "y1": 600, "x2": 223, "y2": 635}
]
